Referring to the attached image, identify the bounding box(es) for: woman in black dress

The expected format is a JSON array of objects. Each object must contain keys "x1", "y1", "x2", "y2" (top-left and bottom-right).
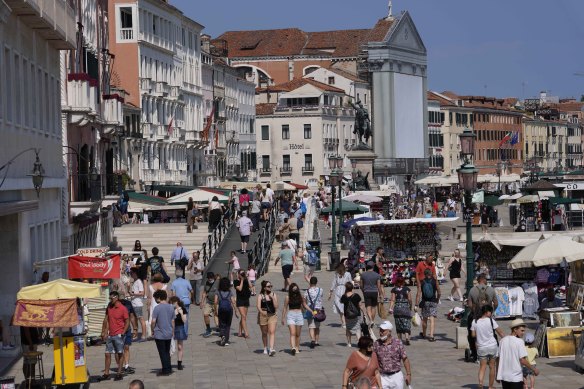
[
  {"x1": 446, "y1": 249, "x2": 465, "y2": 301},
  {"x1": 234, "y1": 270, "x2": 252, "y2": 338}
]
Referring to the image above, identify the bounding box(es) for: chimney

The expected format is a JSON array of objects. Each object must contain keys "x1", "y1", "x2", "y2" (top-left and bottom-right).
[{"x1": 201, "y1": 34, "x2": 211, "y2": 53}]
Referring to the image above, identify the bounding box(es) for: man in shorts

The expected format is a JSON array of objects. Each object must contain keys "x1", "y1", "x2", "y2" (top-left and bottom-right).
[
  {"x1": 130, "y1": 268, "x2": 146, "y2": 340},
  {"x1": 100, "y1": 291, "x2": 129, "y2": 381},
  {"x1": 360, "y1": 261, "x2": 385, "y2": 323},
  {"x1": 200, "y1": 272, "x2": 219, "y2": 337},
  {"x1": 274, "y1": 241, "x2": 296, "y2": 292},
  {"x1": 236, "y1": 211, "x2": 253, "y2": 253}
]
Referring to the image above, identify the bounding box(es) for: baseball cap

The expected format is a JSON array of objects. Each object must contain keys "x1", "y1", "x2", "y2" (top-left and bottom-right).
[
  {"x1": 379, "y1": 321, "x2": 393, "y2": 331},
  {"x1": 524, "y1": 332, "x2": 535, "y2": 344}
]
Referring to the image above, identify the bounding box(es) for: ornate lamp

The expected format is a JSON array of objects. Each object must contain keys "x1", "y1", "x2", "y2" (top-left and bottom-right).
[
  {"x1": 30, "y1": 152, "x2": 45, "y2": 197},
  {"x1": 459, "y1": 128, "x2": 476, "y2": 159},
  {"x1": 457, "y1": 164, "x2": 478, "y2": 192}
]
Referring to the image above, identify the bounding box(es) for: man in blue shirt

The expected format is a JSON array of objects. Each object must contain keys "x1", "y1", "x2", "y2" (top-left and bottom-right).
[
  {"x1": 170, "y1": 269, "x2": 193, "y2": 332},
  {"x1": 170, "y1": 242, "x2": 188, "y2": 270}
]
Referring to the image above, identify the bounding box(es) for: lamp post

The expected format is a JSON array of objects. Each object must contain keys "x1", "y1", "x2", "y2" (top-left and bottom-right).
[
  {"x1": 334, "y1": 156, "x2": 344, "y2": 248},
  {"x1": 328, "y1": 157, "x2": 338, "y2": 253},
  {"x1": 457, "y1": 128, "x2": 478, "y2": 297},
  {"x1": 0, "y1": 148, "x2": 45, "y2": 197}
]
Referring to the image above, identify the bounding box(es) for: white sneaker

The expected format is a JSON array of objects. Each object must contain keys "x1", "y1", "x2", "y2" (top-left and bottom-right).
[
  {"x1": 347, "y1": 343, "x2": 352, "y2": 348},
  {"x1": 448, "y1": 296, "x2": 454, "y2": 302},
  {"x1": 263, "y1": 348, "x2": 268, "y2": 355}
]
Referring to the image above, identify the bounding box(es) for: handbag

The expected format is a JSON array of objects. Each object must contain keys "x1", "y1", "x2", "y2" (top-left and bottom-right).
[
  {"x1": 377, "y1": 302, "x2": 387, "y2": 319},
  {"x1": 412, "y1": 312, "x2": 421, "y2": 327},
  {"x1": 170, "y1": 338, "x2": 176, "y2": 356},
  {"x1": 159, "y1": 266, "x2": 171, "y2": 284},
  {"x1": 307, "y1": 288, "x2": 326, "y2": 322},
  {"x1": 347, "y1": 355, "x2": 372, "y2": 389}
]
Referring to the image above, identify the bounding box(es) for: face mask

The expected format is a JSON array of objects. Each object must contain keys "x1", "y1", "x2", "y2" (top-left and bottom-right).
[{"x1": 379, "y1": 335, "x2": 389, "y2": 341}]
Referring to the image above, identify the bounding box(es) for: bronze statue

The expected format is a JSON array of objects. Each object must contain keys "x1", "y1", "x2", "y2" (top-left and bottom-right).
[
  {"x1": 353, "y1": 171, "x2": 370, "y2": 191},
  {"x1": 350, "y1": 100, "x2": 372, "y2": 148}
]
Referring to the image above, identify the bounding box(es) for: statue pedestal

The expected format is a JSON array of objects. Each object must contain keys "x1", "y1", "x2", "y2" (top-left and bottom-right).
[{"x1": 348, "y1": 149, "x2": 378, "y2": 190}]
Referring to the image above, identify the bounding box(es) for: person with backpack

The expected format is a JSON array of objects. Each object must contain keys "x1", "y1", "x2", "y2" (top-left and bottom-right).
[
  {"x1": 214, "y1": 277, "x2": 238, "y2": 347},
  {"x1": 304, "y1": 277, "x2": 324, "y2": 348},
  {"x1": 471, "y1": 305, "x2": 505, "y2": 389},
  {"x1": 170, "y1": 242, "x2": 188, "y2": 270},
  {"x1": 238, "y1": 188, "x2": 250, "y2": 215},
  {"x1": 415, "y1": 268, "x2": 441, "y2": 342},
  {"x1": 340, "y1": 282, "x2": 365, "y2": 347},
  {"x1": 200, "y1": 272, "x2": 219, "y2": 338},
  {"x1": 467, "y1": 273, "x2": 498, "y2": 362},
  {"x1": 302, "y1": 246, "x2": 318, "y2": 284}
]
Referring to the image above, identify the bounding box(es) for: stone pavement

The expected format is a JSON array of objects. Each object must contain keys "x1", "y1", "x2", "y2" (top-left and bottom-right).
[{"x1": 6, "y1": 220, "x2": 584, "y2": 388}]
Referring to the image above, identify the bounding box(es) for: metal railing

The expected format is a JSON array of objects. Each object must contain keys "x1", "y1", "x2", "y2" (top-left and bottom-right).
[
  {"x1": 201, "y1": 217, "x2": 233, "y2": 267},
  {"x1": 248, "y1": 206, "x2": 278, "y2": 277}
]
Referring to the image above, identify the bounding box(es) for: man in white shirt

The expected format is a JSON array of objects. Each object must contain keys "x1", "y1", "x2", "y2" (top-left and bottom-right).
[
  {"x1": 497, "y1": 319, "x2": 539, "y2": 389},
  {"x1": 471, "y1": 305, "x2": 505, "y2": 389},
  {"x1": 265, "y1": 183, "x2": 274, "y2": 205},
  {"x1": 236, "y1": 211, "x2": 253, "y2": 253},
  {"x1": 129, "y1": 269, "x2": 146, "y2": 340}
]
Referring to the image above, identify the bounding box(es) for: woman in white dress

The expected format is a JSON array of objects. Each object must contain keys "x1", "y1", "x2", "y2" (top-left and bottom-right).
[
  {"x1": 328, "y1": 263, "x2": 353, "y2": 328},
  {"x1": 148, "y1": 273, "x2": 167, "y2": 321}
]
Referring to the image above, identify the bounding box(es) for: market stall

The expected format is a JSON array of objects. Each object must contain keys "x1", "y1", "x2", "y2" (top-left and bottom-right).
[
  {"x1": 349, "y1": 217, "x2": 457, "y2": 287},
  {"x1": 13, "y1": 279, "x2": 101, "y2": 387}
]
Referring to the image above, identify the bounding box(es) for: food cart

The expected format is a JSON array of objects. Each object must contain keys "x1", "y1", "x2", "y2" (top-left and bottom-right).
[{"x1": 13, "y1": 279, "x2": 101, "y2": 387}]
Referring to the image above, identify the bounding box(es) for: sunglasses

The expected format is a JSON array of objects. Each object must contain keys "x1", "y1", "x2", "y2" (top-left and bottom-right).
[{"x1": 265, "y1": 285, "x2": 272, "y2": 288}]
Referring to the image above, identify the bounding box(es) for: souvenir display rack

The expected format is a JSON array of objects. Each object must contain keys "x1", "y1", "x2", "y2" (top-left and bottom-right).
[
  {"x1": 359, "y1": 222, "x2": 441, "y2": 287},
  {"x1": 473, "y1": 242, "x2": 537, "y2": 281}
]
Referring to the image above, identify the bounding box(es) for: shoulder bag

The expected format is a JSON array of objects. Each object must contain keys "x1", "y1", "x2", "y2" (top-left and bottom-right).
[
  {"x1": 308, "y1": 288, "x2": 326, "y2": 322},
  {"x1": 347, "y1": 354, "x2": 372, "y2": 389}
]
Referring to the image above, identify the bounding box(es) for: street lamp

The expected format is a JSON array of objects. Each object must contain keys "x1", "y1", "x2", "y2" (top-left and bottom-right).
[
  {"x1": 456, "y1": 128, "x2": 478, "y2": 298},
  {"x1": 334, "y1": 155, "x2": 344, "y2": 248},
  {"x1": 0, "y1": 148, "x2": 45, "y2": 197},
  {"x1": 328, "y1": 156, "x2": 338, "y2": 253}
]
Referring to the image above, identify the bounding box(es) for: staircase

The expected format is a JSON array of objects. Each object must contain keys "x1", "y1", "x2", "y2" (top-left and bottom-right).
[{"x1": 112, "y1": 223, "x2": 210, "y2": 261}]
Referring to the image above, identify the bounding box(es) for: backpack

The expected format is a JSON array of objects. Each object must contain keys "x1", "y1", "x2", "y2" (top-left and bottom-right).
[
  {"x1": 240, "y1": 194, "x2": 250, "y2": 207},
  {"x1": 123, "y1": 192, "x2": 130, "y2": 202},
  {"x1": 300, "y1": 201, "x2": 307, "y2": 214},
  {"x1": 421, "y1": 278, "x2": 435, "y2": 301},
  {"x1": 345, "y1": 296, "x2": 360, "y2": 319},
  {"x1": 307, "y1": 250, "x2": 318, "y2": 266},
  {"x1": 473, "y1": 286, "x2": 490, "y2": 317},
  {"x1": 218, "y1": 291, "x2": 232, "y2": 311},
  {"x1": 297, "y1": 218, "x2": 304, "y2": 230}
]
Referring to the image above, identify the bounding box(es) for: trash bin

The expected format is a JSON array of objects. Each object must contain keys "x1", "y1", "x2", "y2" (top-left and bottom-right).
[
  {"x1": 328, "y1": 251, "x2": 341, "y2": 271},
  {"x1": 307, "y1": 240, "x2": 321, "y2": 271}
]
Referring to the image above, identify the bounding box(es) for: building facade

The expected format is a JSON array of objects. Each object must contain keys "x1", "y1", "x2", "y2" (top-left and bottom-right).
[
  {"x1": 107, "y1": 0, "x2": 204, "y2": 189},
  {"x1": 0, "y1": 0, "x2": 76, "y2": 349}
]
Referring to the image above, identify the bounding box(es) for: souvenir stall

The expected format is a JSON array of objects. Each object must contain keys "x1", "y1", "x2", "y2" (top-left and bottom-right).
[
  {"x1": 350, "y1": 217, "x2": 457, "y2": 287},
  {"x1": 508, "y1": 236, "x2": 584, "y2": 359},
  {"x1": 568, "y1": 259, "x2": 584, "y2": 369}
]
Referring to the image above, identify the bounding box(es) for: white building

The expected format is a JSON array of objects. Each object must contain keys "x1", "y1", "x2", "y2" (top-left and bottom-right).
[
  {"x1": 255, "y1": 78, "x2": 355, "y2": 183},
  {"x1": 0, "y1": 0, "x2": 76, "y2": 346}
]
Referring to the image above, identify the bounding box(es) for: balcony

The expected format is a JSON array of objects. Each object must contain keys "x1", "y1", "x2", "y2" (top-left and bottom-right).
[
  {"x1": 5, "y1": 0, "x2": 76, "y2": 49},
  {"x1": 169, "y1": 86, "x2": 180, "y2": 100},
  {"x1": 140, "y1": 78, "x2": 153, "y2": 92},
  {"x1": 120, "y1": 28, "x2": 133, "y2": 41},
  {"x1": 64, "y1": 73, "x2": 98, "y2": 125},
  {"x1": 302, "y1": 165, "x2": 315, "y2": 174},
  {"x1": 280, "y1": 167, "x2": 292, "y2": 176},
  {"x1": 260, "y1": 168, "x2": 272, "y2": 176},
  {"x1": 102, "y1": 94, "x2": 124, "y2": 127},
  {"x1": 154, "y1": 81, "x2": 170, "y2": 96}
]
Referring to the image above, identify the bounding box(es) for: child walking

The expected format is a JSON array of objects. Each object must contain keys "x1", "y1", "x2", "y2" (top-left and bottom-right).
[
  {"x1": 247, "y1": 264, "x2": 257, "y2": 296},
  {"x1": 523, "y1": 333, "x2": 538, "y2": 389}
]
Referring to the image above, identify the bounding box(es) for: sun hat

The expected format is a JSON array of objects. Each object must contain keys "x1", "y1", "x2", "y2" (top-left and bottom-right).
[
  {"x1": 510, "y1": 318, "x2": 526, "y2": 329},
  {"x1": 379, "y1": 321, "x2": 394, "y2": 331}
]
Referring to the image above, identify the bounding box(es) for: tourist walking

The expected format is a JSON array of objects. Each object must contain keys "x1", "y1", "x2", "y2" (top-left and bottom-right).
[
  {"x1": 446, "y1": 249, "x2": 465, "y2": 301},
  {"x1": 388, "y1": 276, "x2": 412, "y2": 345},
  {"x1": 214, "y1": 277, "x2": 238, "y2": 347},
  {"x1": 169, "y1": 269, "x2": 192, "y2": 332},
  {"x1": 151, "y1": 290, "x2": 174, "y2": 376},
  {"x1": 247, "y1": 264, "x2": 257, "y2": 296},
  {"x1": 415, "y1": 255, "x2": 436, "y2": 284},
  {"x1": 168, "y1": 296, "x2": 187, "y2": 370},
  {"x1": 208, "y1": 196, "x2": 224, "y2": 231},
  {"x1": 342, "y1": 336, "x2": 382, "y2": 389},
  {"x1": 471, "y1": 305, "x2": 505, "y2": 389},
  {"x1": 100, "y1": 291, "x2": 129, "y2": 381},
  {"x1": 236, "y1": 211, "x2": 253, "y2": 253},
  {"x1": 301, "y1": 246, "x2": 317, "y2": 284},
  {"x1": 360, "y1": 262, "x2": 385, "y2": 324},
  {"x1": 497, "y1": 319, "x2": 539, "y2": 389},
  {"x1": 200, "y1": 272, "x2": 219, "y2": 337},
  {"x1": 187, "y1": 251, "x2": 204, "y2": 305},
  {"x1": 251, "y1": 196, "x2": 262, "y2": 231},
  {"x1": 274, "y1": 241, "x2": 296, "y2": 291},
  {"x1": 467, "y1": 274, "x2": 498, "y2": 362},
  {"x1": 129, "y1": 268, "x2": 147, "y2": 340},
  {"x1": 170, "y1": 242, "x2": 188, "y2": 271},
  {"x1": 329, "y1": 263, "x2": 353, "y2": 328},
  {"x1": 304, "y1": 277, "x2": 323, "y2": 348},
  {"x1": 257, "y1": 280, "x2": 278, "y2": 356},
  {"x1": 373, "y1": 321, "x2": 412, "y2": 389},
  {"x1": 147, "y1": 247, "x2": 167, "y2": 279},
  {"x1": 281, "y1": 283, "x2": 310, "y2": 355},
  {"x1": 341, "y1": 282, "x2": 364, "y2": 347},
  {"x1": 233, "y1": 270, "x2": 252, "y2": 338},
  {"x1": 415, "y1": 269, "x2": 440, "y2": 342},
  {"x1": 148, "y1": 273, "x2": 167, "y2": 323},
  {"x1": 226, "y1": 251, "x2": 241, "y2": 283}
]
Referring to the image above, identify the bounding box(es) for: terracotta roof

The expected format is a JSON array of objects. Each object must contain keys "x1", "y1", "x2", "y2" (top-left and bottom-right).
[
  {"x1": 441, "y1": 91, "x2": 459, "y2": 99},
  {"x1": 324, "y1": 66, "x2": 366, "y2": 83},
  {"x1": 216, "y1": 18, "x2": 394, "y2": 59},
  {"x1": 257, "y1": 78, "x2": 345, "y2": 94},
  {"x1": 550, "y1": 101, "x2": 584, "y2": 112},
  {"x1": 256, "y1": 103, "x2": 276, "y2": 116},
  {"x1": 427, "y1": 91, "x2": 455, "y2": 107}
]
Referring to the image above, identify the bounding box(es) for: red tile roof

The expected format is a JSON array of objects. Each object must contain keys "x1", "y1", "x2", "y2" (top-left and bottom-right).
[
  {"x1": 256, "y1": 103, "x2": 276, "y2": 116},
  {"x1": 216, "y1": 18, "x2": 394, "y2": 59},
  {"x1": 551, "y1": 101, "x2": 584, "y2": 112},
  {"x1": 427, "y1": 91, "x2": 455, "y2": 107},
  {"x1": 257, "y1": 78, "x2": 345, "y2": 94},
  {"x1": 324, "y1": 66, "x2": 366, "y2": 83}
]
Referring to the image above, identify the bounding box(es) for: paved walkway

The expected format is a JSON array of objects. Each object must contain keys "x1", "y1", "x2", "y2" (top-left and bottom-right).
[{"x1": 6, "y1": 221, "x2": 584, "y2": 388}]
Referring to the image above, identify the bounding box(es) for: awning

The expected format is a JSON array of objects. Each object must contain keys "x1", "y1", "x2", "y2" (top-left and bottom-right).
[
  {"x1": 354, "y1": 217, "x2": 458, "y2": 227},
  {"x1": 517, "y1": 195, "x2": 539, "y2": 203},
  {"x1": 167, "y1": 188, "x2": 228, "y2": 204},
  {"x1": 549, "y1": 197, "x2": 582, "y2": 205},
  {"x1": 149, "y1": 184, "x2": 195, "y2": 194},
  {"x1": 538, "y1": 190, "x2": 556, "y2": 199},
  {"x1": 289, "y1": 182, "x2": 308, "y2": 190},
  {"x1": 17, "y1": 279, "x2": 102, "y2": 300}
]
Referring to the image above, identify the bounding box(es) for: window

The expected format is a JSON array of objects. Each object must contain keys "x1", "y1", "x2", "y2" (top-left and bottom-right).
[
  {"x1": 262, "y1": 155, "x2": 270, "y2": 170},
  {"x1": 304, "y1": 66, "x2": 319, "y2": 75},
  {"x1": 304, "y1": 154, "x2": 313, "y2": 170},
  {"x1": 303, "y1": 124, "x2": 312, "y2": 139},
  {"x1": 261, "y1": 125, "x2": 269, "y2": 140},
  {"x1": 250, "y1": 119, "x2": 254, "y2": 133},
  {"x1": 119, "y1": 7, "x2": 134, "y2": 40},
  {"x1": 282, "y1": 155, "x2": 291, "y2": 170},
  {"x1": 281, "y1": 124, "x2": 289, "y2": 140}
]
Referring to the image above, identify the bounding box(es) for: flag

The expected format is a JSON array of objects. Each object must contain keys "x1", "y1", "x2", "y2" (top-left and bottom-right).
[
  {"x1": 214, "y1": 124, "x2": 219, "y2": 148},
  {"x1": 202, "y1": 106, "x2": 215, "y2": 142},
  {"x1": 499, "y1": 132, "x2": 512, "y2": 147},
  {"x1": 166, "y1": 117, "x2": 174, "y2": 136},
  {"x1": 510, "y1": 132, "x2": 519, "y2": 146}
]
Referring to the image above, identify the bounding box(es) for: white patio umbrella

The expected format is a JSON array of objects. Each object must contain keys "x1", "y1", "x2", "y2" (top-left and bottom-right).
[
  {"x1": 343, "y1": 194, "x2": 383, "y2": 204},
  {"x1": 507, "y1": 235, "x2": 584, "y2": 269},
  {"x1": 167, "y1": 189, "x2": 228, "y2": 204}
]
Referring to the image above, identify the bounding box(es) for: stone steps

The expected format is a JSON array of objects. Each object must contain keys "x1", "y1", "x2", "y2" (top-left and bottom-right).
[{"x1": 112, "y1": 223, "x2": 210, "y2": 261}]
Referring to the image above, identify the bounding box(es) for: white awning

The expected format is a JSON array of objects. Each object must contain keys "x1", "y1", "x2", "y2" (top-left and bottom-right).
[
  {"x1": 354, "y1": 217, "x2": 458, "y2": 227},
  {"x1": 538, "y1": 190, "x2": 556, "y2": 199}
]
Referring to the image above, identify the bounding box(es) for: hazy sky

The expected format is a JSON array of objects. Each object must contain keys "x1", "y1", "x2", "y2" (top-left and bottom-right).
[{"x1": 171, "y1": 0, "x2": 584, "y2": 99}]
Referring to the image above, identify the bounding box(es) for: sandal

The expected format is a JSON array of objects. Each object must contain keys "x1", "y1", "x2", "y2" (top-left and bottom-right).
[
  {"x1": 419, "y1": 332, "x2": 425, "y2": 339},
  {"x1": 114, "y1": 374, "x2": 123, "y2": 381},
  {"x1": 100, "y1": 374, "x2": 110, "y2": 381},
  {"x1": 428, "y1": 337, "x2": 436, "y2": 342}
]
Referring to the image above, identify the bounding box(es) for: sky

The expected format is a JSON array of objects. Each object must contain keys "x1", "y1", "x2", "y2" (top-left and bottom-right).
[{"x1": 171, "y1": 0, "x2": 584, "y2": 100}]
